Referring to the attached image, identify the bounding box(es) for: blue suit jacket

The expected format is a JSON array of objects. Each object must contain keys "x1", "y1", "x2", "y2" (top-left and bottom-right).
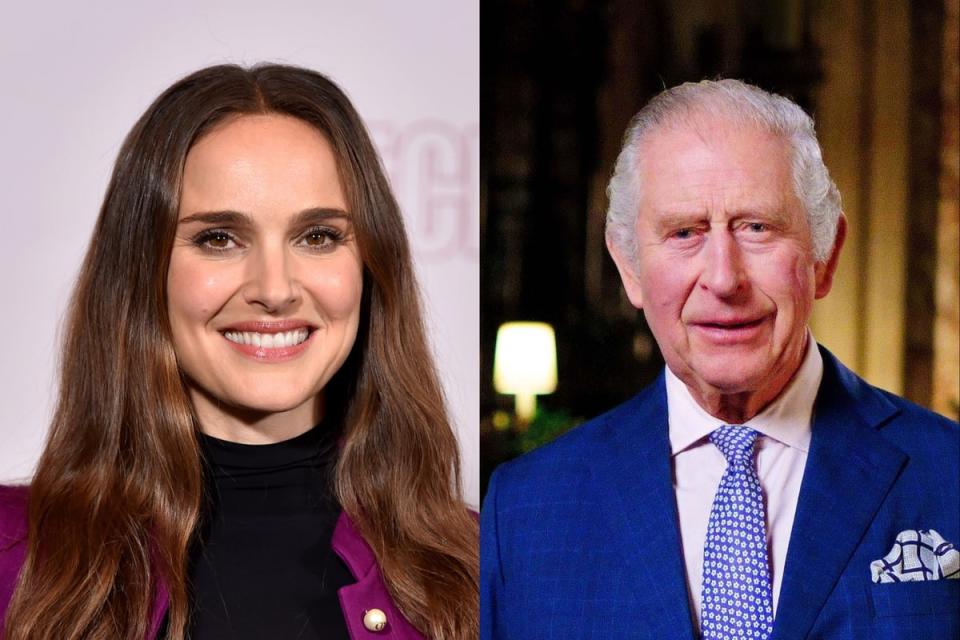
[{"x1": 481, "y1": 347, "x2": 959, "y2": 639}]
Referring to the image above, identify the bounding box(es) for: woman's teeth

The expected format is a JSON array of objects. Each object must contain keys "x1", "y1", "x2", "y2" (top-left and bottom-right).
[{"x1": 223, "y1": 328, "x2": 310, "y2": 348}]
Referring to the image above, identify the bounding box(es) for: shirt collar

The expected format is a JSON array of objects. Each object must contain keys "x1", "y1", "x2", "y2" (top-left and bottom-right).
[{"x1": 666, "y1": 331, "x2": 822, "y2": 456}]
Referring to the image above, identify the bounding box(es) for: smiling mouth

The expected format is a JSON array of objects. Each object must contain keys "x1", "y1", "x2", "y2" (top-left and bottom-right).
[{"x1": 222, "y1": 328, "x2": 313, "y2": 349}]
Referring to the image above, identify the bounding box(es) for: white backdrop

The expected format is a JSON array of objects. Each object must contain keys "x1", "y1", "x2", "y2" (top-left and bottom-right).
[{"x1": 0, "y1": 1, "x2": 480, "y2": 505}]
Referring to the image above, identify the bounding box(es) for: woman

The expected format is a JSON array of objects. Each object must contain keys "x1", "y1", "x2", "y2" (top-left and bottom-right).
[{"x1": 0, "y1": 64, "x2": 477, "y2": 639}]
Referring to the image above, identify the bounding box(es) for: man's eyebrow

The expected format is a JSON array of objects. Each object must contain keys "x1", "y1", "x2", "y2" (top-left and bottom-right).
[
  {"x1": 728, "y1": 207, "x2": 792, "y2": 224},
  {"x1": 650, "y1": 211, "x2": 707, "y2": 229},
  {"x1": 177, "y1": 207, "x2": 351, "y2": 226},
  {"x1": 649, "y1": 206, "x2": 789, "y2": 229}
]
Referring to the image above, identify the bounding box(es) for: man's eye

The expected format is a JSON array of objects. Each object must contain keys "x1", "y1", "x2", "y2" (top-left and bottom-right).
[
  {"x1": 748, "y1": 222, "x2": 767, "y2": 233},
  {"x1": 673, "y1": 228, "x2": 694, "y2": 239}
]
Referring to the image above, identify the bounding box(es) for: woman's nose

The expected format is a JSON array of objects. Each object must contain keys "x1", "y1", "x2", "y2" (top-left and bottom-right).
[{"x1": 242, "y1": 246, "x2": 300, "y2": 312}]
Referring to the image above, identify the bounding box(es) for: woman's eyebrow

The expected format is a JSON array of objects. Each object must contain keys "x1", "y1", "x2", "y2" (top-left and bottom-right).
[
  {"x1": 178, "y1": 210, "x2": 253, "y2": 226},
  {"x1": 177, "y1": 207, "x2": 351, "y2": 227},
  {"x1": 291, "y1": 207, "x2": 351, "y2": 226}
]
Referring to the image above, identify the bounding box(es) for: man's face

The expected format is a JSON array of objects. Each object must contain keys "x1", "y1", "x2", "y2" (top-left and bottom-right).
[{"x1": 610, "y1": 118, "x2": 843, "y2": 414}]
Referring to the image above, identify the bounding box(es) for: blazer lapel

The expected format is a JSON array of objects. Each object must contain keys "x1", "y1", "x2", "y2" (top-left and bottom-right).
[
  {"x1": 771, "y1": 350, "x2": 906, "y2": 640},
  {"x1": 590, "y1": 376, "x2": 697, "y2": 640},
  {"x1": 144, "y1": 514, "x2": 420, "y2": 640},
  {"x1": 332, "y1": 512, "x2": 425, "y2": 640},
  {"x1": 147, "y1": 576, "x2": 169, "y2": 640}
]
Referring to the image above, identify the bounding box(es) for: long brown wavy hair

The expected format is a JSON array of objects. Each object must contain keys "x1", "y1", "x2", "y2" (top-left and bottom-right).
[{"x1": 4, "y1": 64, "x2": 478, "y2": 639}]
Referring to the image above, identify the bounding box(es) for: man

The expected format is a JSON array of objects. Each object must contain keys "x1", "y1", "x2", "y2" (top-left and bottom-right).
[{"x1": 480, "y1": 80, "x2": 959, "y2": 639}]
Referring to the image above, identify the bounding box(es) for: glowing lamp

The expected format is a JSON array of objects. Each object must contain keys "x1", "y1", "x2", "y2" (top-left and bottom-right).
[{"x1": 493, "y1": 322, "x2": 557, "y2": 421}]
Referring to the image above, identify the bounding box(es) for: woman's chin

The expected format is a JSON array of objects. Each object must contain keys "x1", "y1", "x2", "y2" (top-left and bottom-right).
[
  {"x1": 231, "y1": 395, "x2": 320, "y2": 418},
  {"x1": 190, "y1": 385, "x2": 321, "y2": 422}
]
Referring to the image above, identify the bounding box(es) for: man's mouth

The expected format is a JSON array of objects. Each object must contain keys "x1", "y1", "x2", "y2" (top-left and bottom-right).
[
  {"x1": 698, "y1": 318, "x2": 765, "y2": 330},
  {"x1": 689, "y1": 316, "x2": 769, "y2": 344}
]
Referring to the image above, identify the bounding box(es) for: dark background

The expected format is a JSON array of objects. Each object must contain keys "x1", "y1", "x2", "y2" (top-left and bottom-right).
[{"x1": 480, "y1": 0, "x2": 959, "y2": 497}]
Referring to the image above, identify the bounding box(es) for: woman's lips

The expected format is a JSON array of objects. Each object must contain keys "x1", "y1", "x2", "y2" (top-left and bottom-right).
[
  {"x1": 221, "y1": 328, "x2": 316, "y2": 362},
  {"x1": 221, "y1": 319, "x2": 316, "y2": 333}
]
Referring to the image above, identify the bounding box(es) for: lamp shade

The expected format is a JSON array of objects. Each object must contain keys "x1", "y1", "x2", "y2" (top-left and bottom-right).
[{"x1": 493, "y1": 322, "x2": 558, "y2": 395}]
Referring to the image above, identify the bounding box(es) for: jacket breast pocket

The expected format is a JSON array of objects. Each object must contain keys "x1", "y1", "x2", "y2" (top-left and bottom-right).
[{"x1": 870, "y1": 579, "x2": 960, "y2": 617}]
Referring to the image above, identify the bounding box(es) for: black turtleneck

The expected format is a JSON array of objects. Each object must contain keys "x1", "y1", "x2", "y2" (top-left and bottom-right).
[{"x1": 183, "y1": 424, "x2": 355, "y2": 639}]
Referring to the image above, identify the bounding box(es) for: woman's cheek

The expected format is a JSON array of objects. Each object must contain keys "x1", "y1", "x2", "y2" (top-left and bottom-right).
[
  {"x1": 168, "y1": 257, "x2": 233, "y2": 323},
  {"x1": 307, "y1": 265, "x2": 363, "y2": 319}
]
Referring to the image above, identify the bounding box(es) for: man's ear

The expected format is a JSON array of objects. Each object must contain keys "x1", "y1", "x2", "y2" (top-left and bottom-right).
[
  {"x1": 814, "y1": 213, "x2": 847, "y2": 299},
  {"x1": 607, "y1": 234, "x2": 645, "y2": 309}
]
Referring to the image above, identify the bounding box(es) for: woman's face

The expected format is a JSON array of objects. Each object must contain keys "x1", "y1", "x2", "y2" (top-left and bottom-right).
[{"x1": 167, "y1": 114, "x2": 364, "y2": 442}]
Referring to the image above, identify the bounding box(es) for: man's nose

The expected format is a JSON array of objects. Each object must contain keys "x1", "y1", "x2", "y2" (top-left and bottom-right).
[
  {"x1": 242, "y1": 245, "x2": 300, "y2": 312},
  {"x1": 700, "y1": 231, "x2": 747, "y2": 298}
]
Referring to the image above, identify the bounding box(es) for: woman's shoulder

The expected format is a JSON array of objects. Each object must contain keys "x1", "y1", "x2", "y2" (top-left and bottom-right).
[
  {"x1": 0, "y1": 486, "x2": 28, "y2": 629},
  {"x1": 0, "y1": 485, "x2": 29, "y2": 544}
]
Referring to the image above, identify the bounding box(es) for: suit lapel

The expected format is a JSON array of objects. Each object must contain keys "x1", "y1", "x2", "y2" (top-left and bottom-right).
[
  {"x1": 590, "y1": 376, "x2": 697, "y2": 640},
  {"x1": 771, "y1": 350, "x2": 906, "y2": 640}
]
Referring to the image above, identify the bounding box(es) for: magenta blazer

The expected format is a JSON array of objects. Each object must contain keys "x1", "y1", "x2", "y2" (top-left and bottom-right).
[{"x1": 0, "y1": 485, "x2": 424, "y2": 639}]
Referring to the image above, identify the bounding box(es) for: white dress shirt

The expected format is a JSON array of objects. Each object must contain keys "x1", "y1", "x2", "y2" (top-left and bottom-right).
[{"x1": 666, "y1": 334, "x2": 823, "y2": 632}]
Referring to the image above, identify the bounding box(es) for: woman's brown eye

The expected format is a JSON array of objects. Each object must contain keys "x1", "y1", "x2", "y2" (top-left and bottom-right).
[
  {"x1": 191, "y1": 230, "x2": 236, "y2": 251},
  {"x1": 208, "y1": 233, "x2": 231, "y2": 248},
  {"x1": 305, "y1": 232, "x2": 329, "y2": 246},
  {"x1": 300, "y1": 227, "x2": 344, "y2": 249}
]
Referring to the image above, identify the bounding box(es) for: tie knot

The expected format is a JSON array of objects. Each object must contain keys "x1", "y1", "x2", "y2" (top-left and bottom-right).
[{"x1": 709, "y1": 425, "x2": 759, "y2": 463}]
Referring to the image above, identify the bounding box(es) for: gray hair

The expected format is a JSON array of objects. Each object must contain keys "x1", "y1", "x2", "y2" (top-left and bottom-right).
[{"x1": 605, "y1": 79, "x2": 841, "y2": 264}]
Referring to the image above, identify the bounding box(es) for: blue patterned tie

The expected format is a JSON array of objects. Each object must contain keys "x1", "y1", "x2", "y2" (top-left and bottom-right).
[{"x1": 700, "y1": 426, "x2": 774, "y2": 640}]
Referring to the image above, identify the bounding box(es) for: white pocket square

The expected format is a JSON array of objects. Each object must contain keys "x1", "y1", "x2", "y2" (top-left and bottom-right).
[{"x1": 870, "y1": 529, "x2": 960, "y2": 583}]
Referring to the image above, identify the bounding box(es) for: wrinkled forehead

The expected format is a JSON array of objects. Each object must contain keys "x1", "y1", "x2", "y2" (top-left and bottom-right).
[
  {"x1": 637, "y1": 110, "x2": 792, "y2": 173},
  {"x1": 636, "y1": 105, "x2": 788, "y2": 160},
  {"x1": 634, "y1": 115, "x2": 798, "y2": 219}
]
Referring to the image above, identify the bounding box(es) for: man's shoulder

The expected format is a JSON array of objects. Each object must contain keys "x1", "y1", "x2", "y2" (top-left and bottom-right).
[
  {"x1": 492, "y1": 377, "x2": 664, "y2": 491},
  {"x1": 872, "y1": 386, "x2": 959, "y2": 459},
  {"x1": 876, "y1": 386, "x2": 958, "y2": 429},
  {"x1": 820, "y1": 348, "x2": 958, "y2": 483},
  {"x1": 822, "y1": 347, "x2": 958, "y2": 443}
]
